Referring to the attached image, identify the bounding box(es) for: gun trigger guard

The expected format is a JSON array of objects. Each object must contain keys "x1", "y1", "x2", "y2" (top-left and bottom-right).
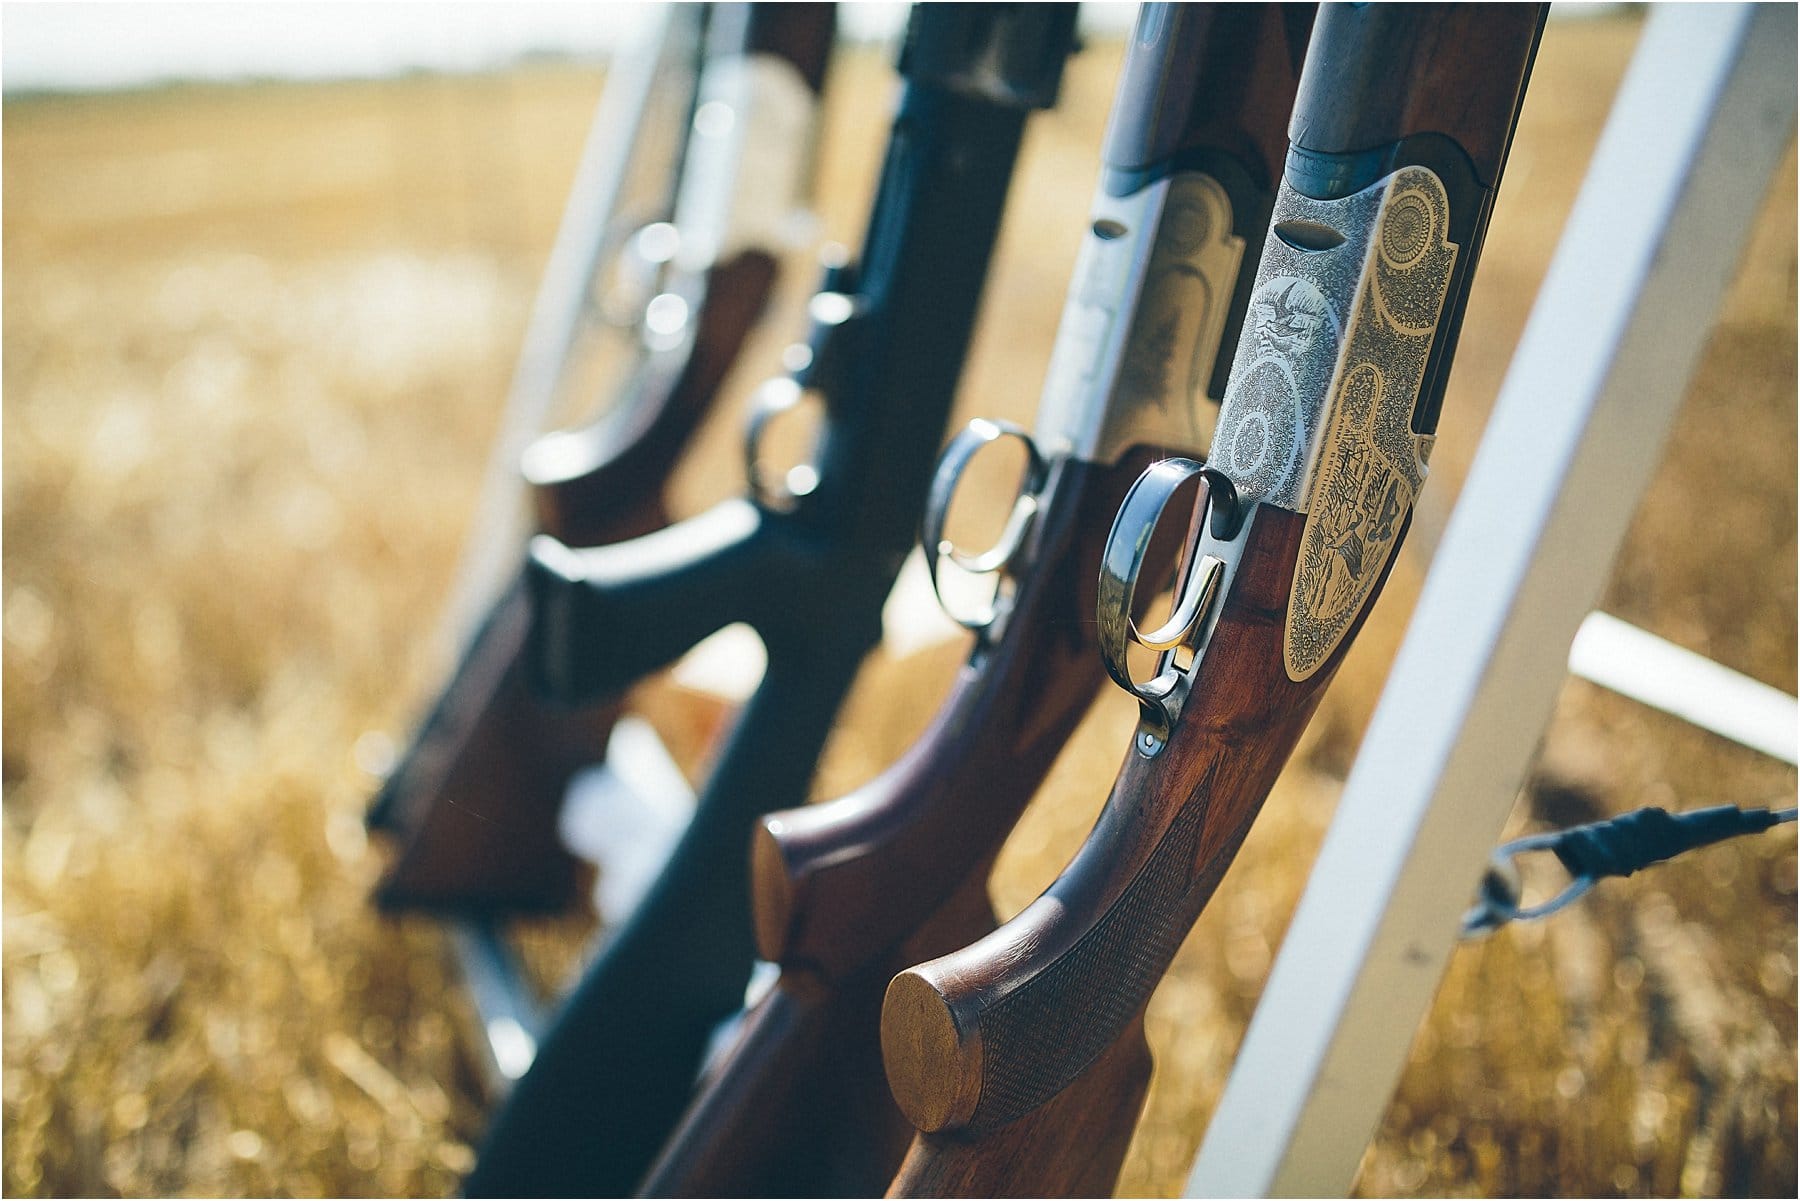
[
  {"x1": 1096, "y1": 458, "x2": 1239, "y2": 748},
  {"x1": 744, "y1": 377, "x2": 824, "y2": 514},
  {"x1": 922, "y1": 418, "x2": 1048, "y2": 635}
]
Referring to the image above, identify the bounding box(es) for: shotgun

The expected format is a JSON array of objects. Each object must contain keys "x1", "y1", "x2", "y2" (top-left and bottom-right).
[
  {"x1": 463, "y1": 7, "x2": 1079, "y2": 1195},
  {"x1": 639, "y1": 6, "x2": 1313, "y2": 1195},
  {"x1": 881, "y1": 6, "x2": 1546, "y2": 1196},
  {"x1": 368, "y1": 3, "x2": 834, "y2": 913}
]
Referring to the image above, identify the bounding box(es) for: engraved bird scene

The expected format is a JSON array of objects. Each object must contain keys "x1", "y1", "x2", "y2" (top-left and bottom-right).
[
  {"x1": 1255, "y1": 276, "x2": 1332, "y2": 358},
  {"x1": 1211, "y1": 273, "x2": 1339, "y2": 503},
  {"x1": 1206, "y1": 173, "x2": 1387, "y2": 510}
]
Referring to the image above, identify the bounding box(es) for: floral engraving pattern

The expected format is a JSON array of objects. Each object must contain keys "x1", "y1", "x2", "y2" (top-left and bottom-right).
[{"x1": 1286, "y1": 169, "x2": 1456, "y2": 679}]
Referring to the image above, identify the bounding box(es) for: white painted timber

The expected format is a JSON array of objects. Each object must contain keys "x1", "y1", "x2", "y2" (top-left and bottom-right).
[{"x1": 1569, "y1": 611, "x2": 1799, "y2": 765}]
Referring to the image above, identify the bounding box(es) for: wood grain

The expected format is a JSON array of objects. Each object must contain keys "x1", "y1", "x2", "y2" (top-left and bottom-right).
[
  {"x1": 882, "y1": 503, "x2": 1410, "y2": 1194},
  {"x1": 1289, "y1": 4, "x2": 1543, "y2": 183},
  {"x1": 372, "y1": 251, "x2": 777, "y2": 912},
  {"x1": 1101, "y1": 3, "x2": 1311, "y2": 187},
  {"x1": 886, "y1": 1017, "x2": 1155, "y2": 1200}
]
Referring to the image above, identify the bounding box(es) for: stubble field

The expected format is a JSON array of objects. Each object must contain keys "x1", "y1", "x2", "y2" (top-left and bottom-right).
[{"x1": 4, "y1": 14, "x2": 1796, "y2": 1198}]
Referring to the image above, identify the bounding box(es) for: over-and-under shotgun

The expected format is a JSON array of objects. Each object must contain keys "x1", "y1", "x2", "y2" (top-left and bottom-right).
[{"x1": 881, "y1": 6, "x2": 1545, "y2": 1196}]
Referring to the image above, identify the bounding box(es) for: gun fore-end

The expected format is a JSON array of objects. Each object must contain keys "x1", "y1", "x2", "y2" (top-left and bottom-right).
[{"x1": 880, "y1": 506, "x2": 1345, "y2": 1137}]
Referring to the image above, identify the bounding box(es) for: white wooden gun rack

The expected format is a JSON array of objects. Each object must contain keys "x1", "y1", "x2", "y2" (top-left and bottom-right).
[{"x1": 1189, "y1": 5, "x2": 1797, "y2": 1194}]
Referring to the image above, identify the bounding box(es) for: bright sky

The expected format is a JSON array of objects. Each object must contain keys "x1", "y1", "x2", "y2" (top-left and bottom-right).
[{"x1": 0, "y1": 3, "x2": 1140, "y2": 94}]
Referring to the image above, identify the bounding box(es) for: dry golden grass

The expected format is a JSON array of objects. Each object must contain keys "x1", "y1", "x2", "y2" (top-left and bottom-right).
[{"x1": 4, "y1": 17, "x2": 1794, "y2": 1199}]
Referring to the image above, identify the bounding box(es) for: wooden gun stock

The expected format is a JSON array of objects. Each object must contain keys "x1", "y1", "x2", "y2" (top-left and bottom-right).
[
  {"x1": 886, "y1": 1016, "x2": 1155, "y2": 1200},
  {"x1": 371, "y1": 250, "x2": 780, "y2": 914},
  {"x1": 879, "y1": 506, "x2": 1397, "y2": 1198},
  {"x1": 640, "y1": 454, "x2": 1169, "y2": 1196}
]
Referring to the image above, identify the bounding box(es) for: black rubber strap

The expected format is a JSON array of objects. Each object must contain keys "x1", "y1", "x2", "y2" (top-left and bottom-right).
[
  {"x1": 1463, "y1": 802, "x2": 1796, "y2": 938},
  {"x1": 1550, "y1": 804, "x2": 1794, "y2": 881}
]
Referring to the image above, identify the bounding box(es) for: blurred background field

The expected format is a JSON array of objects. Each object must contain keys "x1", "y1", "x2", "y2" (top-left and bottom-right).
[{"x1": 3, "y1": 8, "x2": 1795, "y2": 1198}]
